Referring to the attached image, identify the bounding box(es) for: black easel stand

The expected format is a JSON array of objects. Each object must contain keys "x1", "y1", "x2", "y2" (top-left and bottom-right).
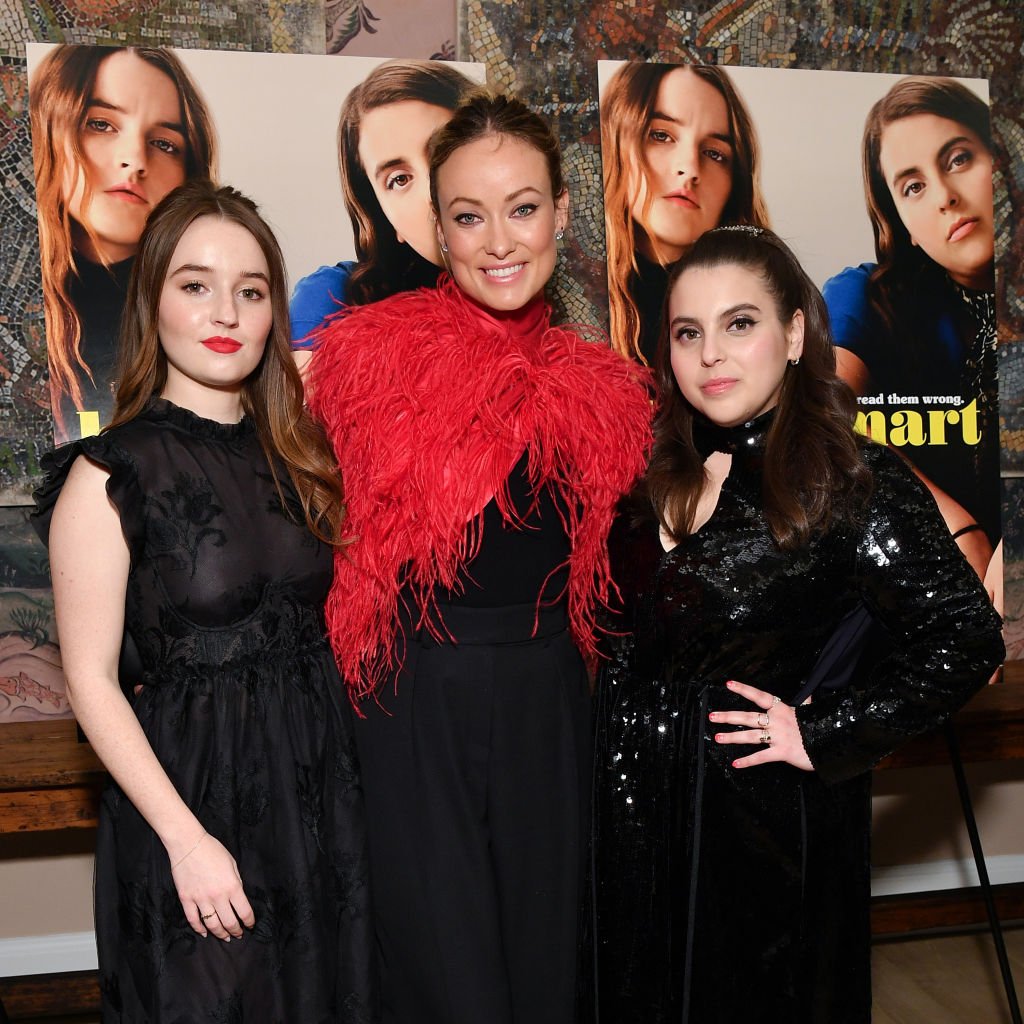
[{"x1": 945, "y1": 720, "x2": 1022, "y2": 1024}]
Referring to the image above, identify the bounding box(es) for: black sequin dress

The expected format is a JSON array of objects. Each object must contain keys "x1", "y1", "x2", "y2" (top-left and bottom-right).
[
  {"x1": 588, "y1": 415, "x2": 1003, "y2": 1024},
  {"x1": 33, "y1": 399, "x2": 376, "y2": 1024}
]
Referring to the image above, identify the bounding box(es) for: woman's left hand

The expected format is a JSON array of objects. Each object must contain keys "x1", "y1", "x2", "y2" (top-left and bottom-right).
[{"x1": 709, "y1": 679, "x2": 814, "y2": 771}]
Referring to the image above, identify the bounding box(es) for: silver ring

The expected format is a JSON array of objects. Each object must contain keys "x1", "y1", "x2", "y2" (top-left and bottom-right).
[
  {"x1": 760, "y1": 732, "x2": 771, "y2": 745},
  {"x1": 771, "y1": 695, "x2": 782, "y2": 706}
]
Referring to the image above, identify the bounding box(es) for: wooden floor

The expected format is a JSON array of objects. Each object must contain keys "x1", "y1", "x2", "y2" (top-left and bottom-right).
[
  {"x1": 873, "y1": 925, "x2": 1024, "y2": 1023},
  {"x1": 6, "y1": 928, "x2": 1022, "y2": 1023}
]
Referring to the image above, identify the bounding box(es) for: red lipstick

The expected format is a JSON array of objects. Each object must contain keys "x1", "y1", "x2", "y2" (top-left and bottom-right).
[{"x1": 201, "y1": 337, "x2": 242, "y2": 354}]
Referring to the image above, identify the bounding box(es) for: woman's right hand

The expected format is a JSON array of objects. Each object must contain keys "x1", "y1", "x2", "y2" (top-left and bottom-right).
[{"x1": 169, "y1": 832, "x2": 255, "y2": 941}]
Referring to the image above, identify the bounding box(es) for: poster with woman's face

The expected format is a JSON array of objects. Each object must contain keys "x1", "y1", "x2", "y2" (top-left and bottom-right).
[
  {"x1": 26, "y1": 43, "x2": 485, "y2": 445},
  {"x1": 598, "y1": 62, "x2": 1000, "y2": 602}
]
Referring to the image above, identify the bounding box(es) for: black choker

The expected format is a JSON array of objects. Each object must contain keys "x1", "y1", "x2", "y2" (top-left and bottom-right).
[{"x1": 691, "y1": 409, "x2": 774, "y2": 459}]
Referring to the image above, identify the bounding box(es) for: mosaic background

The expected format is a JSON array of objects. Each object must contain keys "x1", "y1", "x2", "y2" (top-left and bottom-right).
[{"x1": 0, "y1": 0, "x2": 1021, "y2": 713}]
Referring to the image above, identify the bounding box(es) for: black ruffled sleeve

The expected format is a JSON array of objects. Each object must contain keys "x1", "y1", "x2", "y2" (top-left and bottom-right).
[
  {"x1": 797, "y1": 443, "x2": 1004, "y2": 784},
  {"x1": 31, "y1": 434, "x2": 146, "y2": 567}
]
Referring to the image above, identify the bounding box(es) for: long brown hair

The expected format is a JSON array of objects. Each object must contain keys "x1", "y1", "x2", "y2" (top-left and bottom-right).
[
  {"x1": 110, "y1": 181, "x2": 345, "y2": 543},
  {"x1": 600, "y1": 63, "x2": 770, "y2": 362},
  {"x1": 338, "y1": 59, "x2": 476, "y2": 305},
  {"x1": 29, "y1": 44, "x2": 216, "y2": 432},
  {"x1": 647, "y1": 227, "x2": 872, "y2": 550},
  {"x1": 862, "y1": 76, "x2": 994, "y2": 347}
]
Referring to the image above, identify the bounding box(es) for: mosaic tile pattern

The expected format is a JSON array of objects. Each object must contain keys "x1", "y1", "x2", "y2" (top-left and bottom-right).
[
  {"x1": 1000, "y1": 341, "x2": 1024, "y2": 473},
  {"x1": 0, "y1": 1, "x2": 327, "y2": 501}
]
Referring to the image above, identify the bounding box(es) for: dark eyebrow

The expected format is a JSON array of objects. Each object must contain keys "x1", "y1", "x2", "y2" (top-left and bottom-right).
[
  {"x1": 169, "y1": 263, "x2": 270, "y2": 284},
  {"x1": 446, "y1": 186, "x2": 543, "y2": 209},
  {"x1": 670, "y1": 302, "x2": 761, "y2": 329},
  {"x1": 86, "y1": 97, "x2": 186, "y2": 135},
  {"x1": 650, "y1": 110, "x2": 732, "y2": 146},
  {"x1": 891, "y1": 135, "x2": 972, "y2": 187},
  {"x1": 372, "y1": 156, "x2": 408, "y2": 179}
]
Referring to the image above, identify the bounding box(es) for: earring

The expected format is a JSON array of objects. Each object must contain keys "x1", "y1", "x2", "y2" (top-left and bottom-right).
[
  {"x1": 789, "y1": 357, "x2": 801, "y2": 366},
  {"x1": 440, "y1": 242, "x2": 449, "y2": 253},
  {"x1": 555, "y1": 229, "x2": 564, "y2": 241}
]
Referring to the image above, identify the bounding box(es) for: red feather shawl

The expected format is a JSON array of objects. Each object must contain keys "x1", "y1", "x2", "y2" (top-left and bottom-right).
[{"x1": 307, "y1": 279, "x2": 653, "y2": 699}]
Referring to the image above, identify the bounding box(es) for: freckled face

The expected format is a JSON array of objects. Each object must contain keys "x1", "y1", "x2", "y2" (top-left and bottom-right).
[
  {"x1": 358, "y1": 100, "x2": 454, "y2": 266},
  {"x1": 434, "y1": 133, "x2": 569, "y2": 312},
  {"x1": 879, "y1": 113, "x2": 994, "y2": 290},
  {"x1": 669, "y1": 263, "x2": 803, "y2": 428},
  {"x1": 64, "y1": 51, "x2": 188, "y2": 264},
  {"x1": 158, "y1": 216, "x2": 273, "y2": 406},
  {"x1": 631, "y1": 68, "x2": 734, "y2": 263}
]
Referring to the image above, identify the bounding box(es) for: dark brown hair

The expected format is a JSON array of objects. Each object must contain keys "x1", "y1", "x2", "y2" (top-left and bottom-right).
[
  {"x1": 428, "y1": 91, "x2": 566, "y2": 210},
  {"x1": 600, "y1": 63, "x2": 770, "y2": 362},
  {"x1": 862, "y1": 77, "x2": 993, "y2": 344},
  {"x1": 338, "y1": 59, "x2": 476, "y2": 304},
  {"x1": 647, "y1": 227, "x2": 872, "y2": 549},
  {"x1": 109, "y1": 180, "x2": 345, "y2": 542}
]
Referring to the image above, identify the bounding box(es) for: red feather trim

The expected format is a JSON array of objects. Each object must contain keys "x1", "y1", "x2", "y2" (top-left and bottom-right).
[{"x1": 307, "y1": 278, "x2": 653, "y2": 699}]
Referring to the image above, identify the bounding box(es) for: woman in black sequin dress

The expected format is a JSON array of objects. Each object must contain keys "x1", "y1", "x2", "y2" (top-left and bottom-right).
[
  {"x1": 33, "y1": 182, "x2": 376, "y2": 1022},
  {"x1": 588, "y1": 227, "x2": 1003, "y2": 1023}
]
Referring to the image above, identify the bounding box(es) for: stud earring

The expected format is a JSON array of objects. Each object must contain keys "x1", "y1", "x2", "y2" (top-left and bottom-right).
[
  {"x1": 555, "y1": 229, "x2": 564, "y2": 241},
  {"x1": 789, "y1": 357, "x2": 801, "y2": 366},
  {"x1": 440, "y1": 242, "x2": 449, "y2": 253}
]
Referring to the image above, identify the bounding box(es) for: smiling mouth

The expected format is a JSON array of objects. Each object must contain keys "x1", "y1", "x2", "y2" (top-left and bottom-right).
[
  {"x1": 947, "y1": 217, "x2": 979, "y2": 242},
  {"x1": 484, "y1": 264, "x2": 525, "y2": 279}
]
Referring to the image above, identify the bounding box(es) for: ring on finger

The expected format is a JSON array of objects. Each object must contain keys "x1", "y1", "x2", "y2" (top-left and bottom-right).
[
  {"x1": 771, "y1": 695, "x2": 782, "y2": 706},
  {"x1": 201, "y1": 911, "x2": 216, "y2": 921},
  {"x1": 757, "y1": 712, "x2": 769, "y2": 728},
  {"x1": 760, "y1": 732, "x2": 771, "y2": 745}
]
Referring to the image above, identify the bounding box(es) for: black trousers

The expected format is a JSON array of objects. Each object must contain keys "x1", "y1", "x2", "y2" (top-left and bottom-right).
[{"x1": 354, "y1": 602, "x2": 591, "y2": 1024}]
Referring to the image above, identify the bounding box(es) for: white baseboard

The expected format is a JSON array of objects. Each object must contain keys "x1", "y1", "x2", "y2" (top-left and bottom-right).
[
  {"x1": 871, "y1": 854, "x2": 1024, "y2": 897},
  {"x1": 0, "y1": 930, "x2": 96, "y2": 978},
  {"x1": 2, "y1": 858, "x2": 1023, "y2": 977}
]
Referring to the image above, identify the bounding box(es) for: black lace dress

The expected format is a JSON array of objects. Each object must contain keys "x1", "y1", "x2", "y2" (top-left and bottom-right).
[
  {"x1": 587, "y1": 417, "x2": 1003, "y2": 1024},
  {"x1": 33, "y1": 399, "x2": 376, "y2": 1024}
]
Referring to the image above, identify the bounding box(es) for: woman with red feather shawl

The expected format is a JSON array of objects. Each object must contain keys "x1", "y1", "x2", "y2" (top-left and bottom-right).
[{"x1": 306, "y1": 93, "x2": 652, "y2": 1024}]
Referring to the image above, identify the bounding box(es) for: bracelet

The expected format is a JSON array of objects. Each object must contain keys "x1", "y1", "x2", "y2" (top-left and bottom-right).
[
  {"x1": 952, "y1": 523, "x2": 984, "y2": 541},
  {"x1": 171, "y1": 831, "x2": 208, "y2": 869}
]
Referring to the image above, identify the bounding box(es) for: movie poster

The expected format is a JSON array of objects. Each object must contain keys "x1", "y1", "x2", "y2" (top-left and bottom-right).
[
  {"x1": 26, "y1": 44, "x2": 485, "y2": 444},
  {"x1": 597, "y1": 62, "x2": 1000, "y2": 600}
]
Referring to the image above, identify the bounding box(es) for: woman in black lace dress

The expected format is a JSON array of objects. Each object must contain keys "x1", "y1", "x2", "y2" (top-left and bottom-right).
[
  {"x1": 588, "y1": 227, "x2": 1003, "y2": 1023},
  {"x1": 33, "y1": 181, "x2": 376, "y2": 1022}
]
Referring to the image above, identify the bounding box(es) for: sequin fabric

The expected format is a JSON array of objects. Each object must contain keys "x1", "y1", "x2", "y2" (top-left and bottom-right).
[{"x1": 586, "y1": 421, "x2": 1004, "y2": 1024}]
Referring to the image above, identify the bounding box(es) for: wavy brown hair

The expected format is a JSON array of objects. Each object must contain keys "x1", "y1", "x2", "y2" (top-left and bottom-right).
[
  {"x1": 647, "y1": 228, "x2": 872, "y2": 550},
  {"x1": 338, "y1": 59, "x2": 476, "y2": 305},
  {"x1": 29, "y1": 45, "x2": 216, "y2": 434},
  {"x1": 600, "y1": 63, "x2": 770, "y2": 363},
  {"x1": 109, "y1": 181, "x2": 345, "y2": 543},
  {"x1": 862, "y1": 76, "x2": 994, "y2": 358}
]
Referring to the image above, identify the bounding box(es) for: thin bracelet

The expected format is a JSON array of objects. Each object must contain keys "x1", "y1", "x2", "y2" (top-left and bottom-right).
[
  {"x1": 171, "y1": 831, "x2": 208, "y2": 869},
  {"x1": 952, "y1": 523, "x2": 984, "y2": 541}
]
